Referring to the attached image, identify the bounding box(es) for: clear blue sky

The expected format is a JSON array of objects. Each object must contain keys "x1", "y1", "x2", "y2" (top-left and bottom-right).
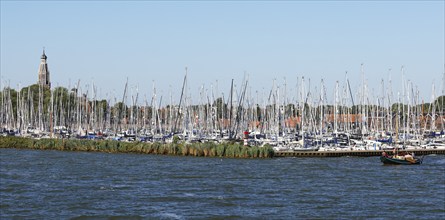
[{"x1": 1, "y1": 1, "x2": 444, "y2": 105}]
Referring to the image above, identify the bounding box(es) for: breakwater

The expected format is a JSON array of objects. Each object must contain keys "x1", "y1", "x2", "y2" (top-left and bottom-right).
[
  {"x1": 2, "y1": 136, "x2": 444, "y2": 158},
  {"x1": 0, "y1": 136, "x2": 274, "y2": 158},
  {"x1": 274, "y1": 149, "x2": 445, "y2": 157}
]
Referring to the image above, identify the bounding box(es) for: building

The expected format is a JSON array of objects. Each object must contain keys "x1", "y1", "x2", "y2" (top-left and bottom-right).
[{"x1": 38, "y1": 49, "x2": 51, "y2": 89}]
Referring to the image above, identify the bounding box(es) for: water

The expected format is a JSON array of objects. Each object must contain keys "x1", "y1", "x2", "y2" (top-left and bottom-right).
[{"x1": 1, "y1": 148, "x2": 444, "y2": 219}]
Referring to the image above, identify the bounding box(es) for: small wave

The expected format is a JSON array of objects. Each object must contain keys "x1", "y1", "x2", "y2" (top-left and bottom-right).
[
  {"x1": 157, "y1": 212, "x2": 183, "y2": 220},
  {"x1": 435, "y1": 158, "x2": 445, "y2": 164},
  {"x1": 111, "y1": 184, "x2": 132, "y2": 190},
  {"x1": 71, "y1": 215, "x2": 143, "y2": 220},
  {"x1": 183, "y1": 193, "x2": 195, "y2": 197},
  {"x1": 98, "y1": 186, "x2": 116, "y2": 191}
]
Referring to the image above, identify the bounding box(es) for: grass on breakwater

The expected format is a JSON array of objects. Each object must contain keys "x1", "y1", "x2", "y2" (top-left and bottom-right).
[{"x1": 0, "y1": 136, "x2": 274, "y2": 158}]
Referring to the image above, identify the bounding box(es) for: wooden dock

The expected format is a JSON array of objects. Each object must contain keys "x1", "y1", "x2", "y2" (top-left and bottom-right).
[{"x1": 273, "y1": 149, "x2": 445, "y2": 157}]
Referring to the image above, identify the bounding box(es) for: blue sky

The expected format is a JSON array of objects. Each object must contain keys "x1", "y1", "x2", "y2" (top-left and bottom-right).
[{"x1": 1, "y1": 1, "x2": 444, "y2": 105}]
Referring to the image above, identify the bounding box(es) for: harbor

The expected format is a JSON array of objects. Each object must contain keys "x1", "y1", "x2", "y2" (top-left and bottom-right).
[
  {"x1": 1, "y1": 52, "x2": 444, "y2": 155},
  {"x1": 3, "y1": 53, "x2": 444, "y2": 158},
  {"x1": 2, "y1": 1, "x2": 445, "y2": 219}
]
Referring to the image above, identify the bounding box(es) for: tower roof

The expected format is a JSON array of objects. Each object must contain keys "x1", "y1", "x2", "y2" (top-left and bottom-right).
[{"x1": 41, "y1": 49, "x2": 47, "y2": 60}]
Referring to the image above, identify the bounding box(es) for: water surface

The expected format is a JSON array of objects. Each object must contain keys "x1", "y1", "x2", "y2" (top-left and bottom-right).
[{"x1": 1, "y1": 148, "x2": 444, "y2": 219}]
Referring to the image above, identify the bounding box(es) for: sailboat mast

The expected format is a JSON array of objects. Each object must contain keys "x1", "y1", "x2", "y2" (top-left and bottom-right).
[
  {"x1": 173, "y1": 68, "x2": 187, "y2": 134},
  {"x1": 228, "y1": 79, "x2": 234, "y2": 139}
]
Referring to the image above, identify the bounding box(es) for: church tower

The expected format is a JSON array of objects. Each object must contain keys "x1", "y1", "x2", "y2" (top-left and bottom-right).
[{"x1": 38, "y1": 49, "x2": 51, "y2": 89}]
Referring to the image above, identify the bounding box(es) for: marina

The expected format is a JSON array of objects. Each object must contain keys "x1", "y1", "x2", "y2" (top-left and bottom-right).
[
  {"x1": 1, "y1": 52, "x2": 444, "y2": 155},
  {"x1": 2, "y1": 1, "x2": 444, "y2": 219}
]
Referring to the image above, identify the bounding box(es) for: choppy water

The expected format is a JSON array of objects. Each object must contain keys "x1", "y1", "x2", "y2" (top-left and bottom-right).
[{"x1": 0, "y1": 148, "x2": 444, "y2": 219}]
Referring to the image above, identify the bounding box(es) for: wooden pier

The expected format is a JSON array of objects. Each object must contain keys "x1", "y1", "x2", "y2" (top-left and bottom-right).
[{"x1": 273, "y1": 149, "x2": 445, "y2": 157}]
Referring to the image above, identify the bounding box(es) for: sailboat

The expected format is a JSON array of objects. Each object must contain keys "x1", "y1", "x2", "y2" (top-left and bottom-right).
[
  {"x1": 380, "y1": 90, "x2": 423, "y2": 165},
  {"x1": 380, "y1": 151, "x2": 423, "y2": 165}
]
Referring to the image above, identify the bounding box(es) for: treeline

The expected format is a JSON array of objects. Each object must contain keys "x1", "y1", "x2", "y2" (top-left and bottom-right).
[{"x1": 0, "y1": 136, "x2": 275, "y2": 158}]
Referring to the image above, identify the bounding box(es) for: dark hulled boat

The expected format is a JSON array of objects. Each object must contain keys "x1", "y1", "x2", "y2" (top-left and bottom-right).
[{"x1": 380, "y1": 153, "x2": 423, "y2": 165}]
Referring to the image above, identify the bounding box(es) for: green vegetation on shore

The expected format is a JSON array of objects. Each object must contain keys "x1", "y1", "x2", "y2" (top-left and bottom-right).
[{"x1": 0, "y1": 136, "x2": 274, "y2": 158}]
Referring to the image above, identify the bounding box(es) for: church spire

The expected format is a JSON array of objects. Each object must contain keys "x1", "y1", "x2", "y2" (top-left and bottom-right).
[
  {"x1": 38, "y1": 48, "x2": 51, "y2": 89},
  {"x1": 41, "y1": 48, "x2": 47, "y2": 60}
]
